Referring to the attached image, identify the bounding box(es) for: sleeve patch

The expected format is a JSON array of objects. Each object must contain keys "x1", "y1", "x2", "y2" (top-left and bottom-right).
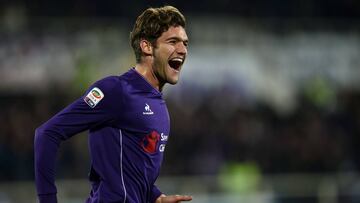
[{"x1": 84, "y1": 87, "x2": 104, "y2": 108}]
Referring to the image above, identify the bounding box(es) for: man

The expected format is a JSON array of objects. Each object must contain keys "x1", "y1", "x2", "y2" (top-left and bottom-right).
[{"x1": 34, "y1": 5, "x2": 192, "y2": 203}]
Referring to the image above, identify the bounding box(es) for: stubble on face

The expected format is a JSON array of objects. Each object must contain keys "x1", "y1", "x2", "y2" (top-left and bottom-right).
[
  {"x1": 151, "y1": 49, "x2": 170, "y2": 86},
  {"x1": 150, "y1": 26, "x2": 188, "y2": 88}
]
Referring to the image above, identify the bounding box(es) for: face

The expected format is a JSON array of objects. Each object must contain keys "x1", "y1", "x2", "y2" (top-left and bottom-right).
[{"x1": 151, "y1": 26, "x2": 188, "y2": 85}]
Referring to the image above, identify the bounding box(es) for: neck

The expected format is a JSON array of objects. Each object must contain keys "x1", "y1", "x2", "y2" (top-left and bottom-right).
[{"x1": 134, "y1": 63, "x2": 165, "y2": 92}]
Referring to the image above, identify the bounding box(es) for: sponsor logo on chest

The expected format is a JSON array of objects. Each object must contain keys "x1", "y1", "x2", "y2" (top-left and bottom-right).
[{"x1": 140, "y1": 131, "x2": 169, "y2": 153}]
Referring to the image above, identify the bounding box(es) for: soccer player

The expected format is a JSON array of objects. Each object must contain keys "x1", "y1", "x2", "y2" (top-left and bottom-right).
[{"x1": 34, "y1": 6, "x2": 192, "y2": 203}]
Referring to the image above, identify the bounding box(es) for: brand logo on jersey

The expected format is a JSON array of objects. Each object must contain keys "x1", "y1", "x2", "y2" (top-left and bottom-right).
[
  {"x1": 84, "y1": 87, "x2": 104, "y2": 108},
  {"x1": 141, "y1": 131, "x2": 160, "y2": 153},
  {"x1": 143, "y1": 103, "x2": 154, "y2": 115}
]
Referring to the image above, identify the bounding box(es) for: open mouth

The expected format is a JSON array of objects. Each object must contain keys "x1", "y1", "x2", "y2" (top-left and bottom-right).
[{"x1": 168, "y1": 58, "x2": 183, "y2": 71}]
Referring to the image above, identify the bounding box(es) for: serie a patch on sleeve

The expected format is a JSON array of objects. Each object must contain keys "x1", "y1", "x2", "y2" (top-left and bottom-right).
[{"x1": 84, "y1": 87, "x2": 105, "y2": 108}]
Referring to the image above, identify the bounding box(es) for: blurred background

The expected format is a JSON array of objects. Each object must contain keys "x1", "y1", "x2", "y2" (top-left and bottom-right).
[{"x1": 1, "y1": 0, "x2": 360, "y2": 202}]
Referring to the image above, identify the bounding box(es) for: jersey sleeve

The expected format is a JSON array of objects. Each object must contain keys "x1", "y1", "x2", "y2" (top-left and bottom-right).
[
  {"x1": 34, "y1": 76, "x2": 122, "y2": 203},
  {"x1": 151, "y1": 185, "x2": 163, "y2": 203}
]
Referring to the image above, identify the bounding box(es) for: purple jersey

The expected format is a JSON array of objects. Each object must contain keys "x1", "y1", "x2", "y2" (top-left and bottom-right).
[{"x1": 34, "y1": 68, "x2": 170, "y2": 203}]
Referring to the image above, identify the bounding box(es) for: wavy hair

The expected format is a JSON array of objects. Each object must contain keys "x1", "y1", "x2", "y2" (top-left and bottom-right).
[{"x1": 130, "y1": 6, "x2": 186, "y2": 63}]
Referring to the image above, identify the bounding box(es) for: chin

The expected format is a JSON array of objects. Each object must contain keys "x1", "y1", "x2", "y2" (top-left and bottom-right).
[
  {"x1": 167, "y1": 81, "x2": 178, "y2": 85},
  {"x1": 167, "y1": 78, "x2": 179, "y2": 85}
]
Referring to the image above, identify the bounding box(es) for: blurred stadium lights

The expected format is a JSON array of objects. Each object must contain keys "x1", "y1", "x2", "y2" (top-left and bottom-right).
[{"x1": 1, "y1": 15, "x2": 359, "y2": 113}]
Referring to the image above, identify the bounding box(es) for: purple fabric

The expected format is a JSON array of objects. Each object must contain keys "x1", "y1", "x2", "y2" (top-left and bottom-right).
[{"x1": 35, "y1": 69, "x2": 169, "y2": 203}]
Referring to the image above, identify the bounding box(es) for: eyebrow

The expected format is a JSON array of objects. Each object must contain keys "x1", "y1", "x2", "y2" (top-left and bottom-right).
[{"x1": 166, "y1": 36, "x2": 189, "y2": 43}]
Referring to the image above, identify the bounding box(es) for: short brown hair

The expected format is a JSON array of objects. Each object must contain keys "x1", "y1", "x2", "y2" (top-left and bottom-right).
[{"x1": 130, "y1": 6, "x2": 186, "y2": 63}]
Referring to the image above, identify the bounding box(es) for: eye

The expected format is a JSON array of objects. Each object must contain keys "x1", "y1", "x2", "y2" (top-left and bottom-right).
[
  {"x1": 183, "y1": 41, "x2": 188, "y2": 47},
  {"x1": 168, "y1": 40, "x2": 176, "y2": 45}
]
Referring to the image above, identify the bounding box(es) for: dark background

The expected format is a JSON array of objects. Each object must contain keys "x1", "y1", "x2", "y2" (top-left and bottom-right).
[{"x1": 0, "y1": 0, "x2": 360, "y2": 189}]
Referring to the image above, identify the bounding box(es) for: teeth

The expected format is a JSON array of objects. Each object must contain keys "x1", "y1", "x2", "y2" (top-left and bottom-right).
[{"x1": 171, "y1": 58, "x2": 183, "y2": 63}]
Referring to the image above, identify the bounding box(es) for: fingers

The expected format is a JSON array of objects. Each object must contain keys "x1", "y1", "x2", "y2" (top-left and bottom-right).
[
  {"x1": 158, "y1": 194, "x2": 193, "y2": 203},
  {"x1": 173, "y1": 194, "x2": 193, "y2": 202}
]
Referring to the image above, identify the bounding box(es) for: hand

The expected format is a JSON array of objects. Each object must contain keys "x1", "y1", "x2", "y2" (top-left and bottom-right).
[{"x1": 155, "y1": 194, "x2": 192, "y2": 203}]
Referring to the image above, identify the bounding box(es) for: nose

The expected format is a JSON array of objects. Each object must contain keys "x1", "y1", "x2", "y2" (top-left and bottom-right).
[{"x1": 176, "y1": 42, "x2": 187, "y2": 56}]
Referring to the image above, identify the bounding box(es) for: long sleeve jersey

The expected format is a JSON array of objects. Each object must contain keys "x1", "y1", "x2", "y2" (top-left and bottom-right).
[{"x1": 34, "y1": 68, "x2": 170, "y2": 203}]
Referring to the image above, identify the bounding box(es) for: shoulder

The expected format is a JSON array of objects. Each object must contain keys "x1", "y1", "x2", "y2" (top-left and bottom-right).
[
  {"x1": 87, "y1": 69, "x2": 138, "y2": 97},
  {"x1": 93, "y1": 76, "x2": 121, "y2": 89},
  {"x1": 83, "y1": 76, "x2": 124, "y2": 109},
  {"x1": 84, "y1": 76, "x2": 123, "y2": 103},
  {"x1": 93, "y1": 69, "x2": 135, "y2": 90}
]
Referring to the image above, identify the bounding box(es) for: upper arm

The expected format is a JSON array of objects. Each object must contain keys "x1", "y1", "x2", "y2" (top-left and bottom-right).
[{"x1": 38, "y1": 76, "x2": 122, "y2": 140}]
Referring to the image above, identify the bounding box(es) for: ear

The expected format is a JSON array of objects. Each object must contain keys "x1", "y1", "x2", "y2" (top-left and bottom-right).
[{"x1": 140, "y1": 39, "x2": 153, "y2": 56}]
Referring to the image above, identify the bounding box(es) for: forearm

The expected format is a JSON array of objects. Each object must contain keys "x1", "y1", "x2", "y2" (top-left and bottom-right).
[{"x1": 34, "y1": 126, "x2": 63, "y2": 202}]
